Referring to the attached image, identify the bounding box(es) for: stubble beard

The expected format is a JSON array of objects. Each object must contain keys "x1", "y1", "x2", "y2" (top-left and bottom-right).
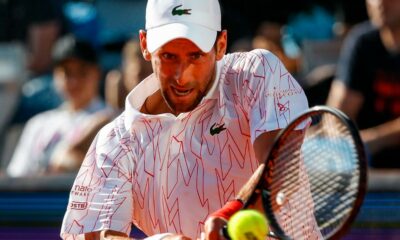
[
  {"x1": 162, "y1": 88, "x2": 205, "y2": 115},
  {"x1": 161, "y1": 65, "x2": 216, "y2": 115}
]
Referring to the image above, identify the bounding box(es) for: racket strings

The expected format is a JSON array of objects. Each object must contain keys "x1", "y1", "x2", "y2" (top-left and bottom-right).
[
  {"x1": 307, "y1": 115, "x2": 360, "y2": 211},
  {"x1": 308, "y1": 116, "x2": 360, "y2": 236},
  {"x1": 267, "y1": 133, "x2": 306, "y2": 196},
  {"x1": 268, "y1": 112, "x2": 362, "y2": 239}
]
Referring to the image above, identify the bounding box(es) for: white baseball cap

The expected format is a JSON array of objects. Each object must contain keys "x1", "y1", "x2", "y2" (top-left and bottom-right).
[{"x1": 145, "y1": 0, "x2": 221, "y2": 53}]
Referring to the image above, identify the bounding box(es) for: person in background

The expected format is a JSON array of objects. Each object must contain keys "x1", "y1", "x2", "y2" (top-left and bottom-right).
[
  {"x1": 105, "y1": 39, "x2": 153, "y2": 110},
  {"x1": 0, "y1": 0, "x2": 61, "y2": 76},
  {"x1": 0, "y1": 0, "x2": 62, "y2": 158},
  {"x1": 252, "y1": 21, "x2": 301, "y2": 76},
  {"x1": 327, "y1": 0, "x2": 400, "y2": 168},
  {"x1": 6, "y1": 35, "x2": 106, "y2": 177},
  {"x1": 53, "y1": 39, "x2": 153, "y2": 172}
]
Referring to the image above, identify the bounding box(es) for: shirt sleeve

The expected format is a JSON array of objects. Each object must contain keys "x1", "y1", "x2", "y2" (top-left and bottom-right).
[
  {"x1": 242, "y1": 49, "x2": 309, "y2": 143},
  {"x1": 61, "y1": 119, "x2": 136, "y2": 239}
]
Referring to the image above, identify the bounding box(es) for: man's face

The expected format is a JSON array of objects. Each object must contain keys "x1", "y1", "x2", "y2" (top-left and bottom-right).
[{"x1": 147, "y1": 36, "x2": 225, "y2": 114}]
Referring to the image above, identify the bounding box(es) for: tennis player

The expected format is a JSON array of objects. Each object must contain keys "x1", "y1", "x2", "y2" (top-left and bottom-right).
[{"x1": 61, "y1": 0, "x2": 321, "y2": 239}]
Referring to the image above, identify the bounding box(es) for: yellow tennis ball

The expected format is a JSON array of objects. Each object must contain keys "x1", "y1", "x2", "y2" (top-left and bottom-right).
[{"x1": 227, "y1": 209, "x2": 269, "y2": 240}]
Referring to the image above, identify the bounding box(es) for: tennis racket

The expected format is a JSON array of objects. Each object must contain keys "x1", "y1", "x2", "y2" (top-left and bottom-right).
[{"x1": 225, "y1": 105, "x2": 367, "y2": 240}]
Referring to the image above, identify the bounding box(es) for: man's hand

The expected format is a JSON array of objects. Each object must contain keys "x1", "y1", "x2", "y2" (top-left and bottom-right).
[{"x1": 203, "y1": 216, "x2": 228, "y2": 240}]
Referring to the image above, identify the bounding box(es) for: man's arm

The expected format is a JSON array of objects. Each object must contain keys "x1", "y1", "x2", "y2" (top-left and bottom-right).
[
  {"x1": 204, "y1": 49, "x2": 310, "y2": 239},
  {"x1": 203, "y1": 130, "x2": 280, "y2": 240},
  {"x1": 252, "y1": 130, "x2": 280, "y2": 165},
  {"x1": 61, "y1": 119, "x2": 135, "y2": 239}
]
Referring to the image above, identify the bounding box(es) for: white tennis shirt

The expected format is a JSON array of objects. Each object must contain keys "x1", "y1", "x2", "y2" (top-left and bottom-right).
[{"x1": 61, "y1": 49, "x2": 316, "y2": 239}]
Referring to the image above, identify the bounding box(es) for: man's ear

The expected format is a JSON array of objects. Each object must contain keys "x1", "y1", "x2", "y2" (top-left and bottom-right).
[
  {"x1": 139, "y1": 30, "x2": 151, "y2": 61},
  {"x1": 215, "y1": 30, "x2": 228, "y2": 61}
]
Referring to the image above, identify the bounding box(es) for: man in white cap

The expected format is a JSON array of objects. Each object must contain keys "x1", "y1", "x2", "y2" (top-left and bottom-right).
[{"x1": 61, "y1": 0, "x2": 320, "y2": 239}]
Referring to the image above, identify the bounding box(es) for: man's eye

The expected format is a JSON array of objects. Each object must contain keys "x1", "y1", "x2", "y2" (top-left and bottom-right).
[
  {"x1": 190, "y1": 53, "x2": 202, "y2": 60},
  {"x1": 162, "y1": 53, "x2": 175, "y2": 60}
]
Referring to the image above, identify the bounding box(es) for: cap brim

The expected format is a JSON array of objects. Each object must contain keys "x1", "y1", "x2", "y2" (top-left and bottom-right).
[{"x1": 146, "y1": 22, "x2": 217, "y2": 53}]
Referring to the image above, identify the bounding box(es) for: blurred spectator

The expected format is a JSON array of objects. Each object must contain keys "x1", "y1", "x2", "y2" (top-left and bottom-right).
[
  {"x1": 0, "y1": 0, "x2": 62, "y2": 147},
  {"x1": 253, "y1": 21, "x2": 301, "y2": 76},
  {"x1": 9, "y1": 0, "x2": 99, "y2": 125},
  {"x1": 294, "y1": 1, "x2": 368, "y2": 107},
  {"x1": 105, "y1": 39, "x2": 152, "y2": 110},
  {"x1": 48, "y1": 39, "x2": 152, "y2": 173},
  {"x1": 327, "y1": 0, "x2": 400, "y2": 168},
  {"x1": 10, "y1": 73, "x2": 64, "y2": 124},
  {"x1": 229, "y1": 37, "x2": 252, "y2": 53},
  {"x1": 6, "y1": 35, "x2": 106, "y2": 177},
  {"x1": 0, "y1": 0, "x2": 61, "y2": 76}
]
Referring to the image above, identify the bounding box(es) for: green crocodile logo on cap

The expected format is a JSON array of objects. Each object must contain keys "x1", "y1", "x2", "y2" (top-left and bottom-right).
[{"x1": 172, "y1": 5, "x2": 191, "y2": 16}]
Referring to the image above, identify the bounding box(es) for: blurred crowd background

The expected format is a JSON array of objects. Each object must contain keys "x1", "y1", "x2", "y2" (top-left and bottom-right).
[
  {"x1": 0, "y1": 0, "x2": 370, "y2": 176},
  {"x1": 0, "y1": 0, "x2": 399, "y2": 239}
]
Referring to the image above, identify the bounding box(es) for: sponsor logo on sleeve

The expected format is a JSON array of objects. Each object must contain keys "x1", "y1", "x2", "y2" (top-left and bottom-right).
[
  {"x1": 70, "y1": 201, "x2": 88, "y2": 210},
  {"x1": 71, "y1": 185, "x2": 92, "y2": 197}
]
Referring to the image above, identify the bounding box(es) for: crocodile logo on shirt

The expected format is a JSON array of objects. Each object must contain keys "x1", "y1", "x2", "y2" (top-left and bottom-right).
[
  {"x1": 172, "y1": 5, "x2": 192, "y2": 16},
  {"x1": 210, "y1": 123, "x2": 226, "y2": 136}
]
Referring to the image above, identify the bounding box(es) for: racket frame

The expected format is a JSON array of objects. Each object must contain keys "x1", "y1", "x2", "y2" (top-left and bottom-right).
[{"x1": 245, "y1": 106, "x2": 368, "y2": 240}]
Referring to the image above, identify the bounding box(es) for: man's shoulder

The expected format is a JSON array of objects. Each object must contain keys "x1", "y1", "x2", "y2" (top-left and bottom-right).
[
  {"x1": 97, "y1": 111, "x2": 130, "y2": 141},
  {"x1": 215, "y1": 49, "x2": 285, "y2": 102},
  {"x1": 221, "y1": 49, "x2": 281, "y2": 77},
  {"x1": 224, "y1": 49, "x2": 277, "y2": 64}
]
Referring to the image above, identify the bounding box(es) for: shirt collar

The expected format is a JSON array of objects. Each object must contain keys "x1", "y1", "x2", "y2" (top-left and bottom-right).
[
  {"x1": 124, "y1": 74, "x2": 158, "y2": 130},
  {"x1": 203, "y1": 58, "x2": 223, "y2": 100}
]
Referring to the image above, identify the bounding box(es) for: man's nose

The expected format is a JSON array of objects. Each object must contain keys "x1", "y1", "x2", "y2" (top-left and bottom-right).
[{"x1": 173, "y1": 61, "x2": 190, "y2": 86}]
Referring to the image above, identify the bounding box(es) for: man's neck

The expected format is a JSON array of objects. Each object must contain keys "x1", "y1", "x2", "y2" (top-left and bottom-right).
[{"x1": 140, "y1": 90, "x2": 173, "y2": 115}]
